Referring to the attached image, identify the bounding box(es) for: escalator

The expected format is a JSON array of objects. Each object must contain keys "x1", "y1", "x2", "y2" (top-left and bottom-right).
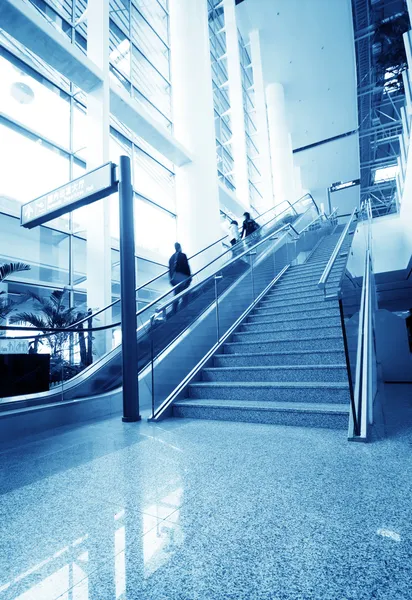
[{"x1": 0, "y1": 194, "x2": 322, "y2": 412}]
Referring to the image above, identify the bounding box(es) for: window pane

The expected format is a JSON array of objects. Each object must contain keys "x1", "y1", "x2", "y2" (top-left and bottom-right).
[
  {"x1": 109, "y1": 19, "x2": 131, "y2": 80},
  {"x1": 133, "y1": 145, "x2": 175, "y2": 212},
  {"x1": 131, "y1": 46, "x2": 171, "y2": 118},
  {"x1": 0, "y1": 119, "x2": 70, "y2": 209},
  {"x1": 134, "y1": 199, "x2": 176, "y2": 257},
  {"x1": 132, "y1": 86, "x2": 172, "y2": 130},
  {"x1": 72, "y1": 100, "x2": 87, "y2": 159},
  {"x1": 72, "y1": 235, "x2": 87, "y2": 291},
  {"x1": 0, "y1": 212, "x2": 69, "y2": 286},
  {"x1": 29, "y1": 0, "x2": 72, "y2": 37},
  {"x1": 133, "y1": 1, "x2": 169, "y2": 42},
  {"x1": 0, "y1": 51, "x2": 70, "y2": 148},
  {"x1": 131, "y1": 5, "x2": 169, "y2": 79},
  {"x1": 110, "y1": 0, "x2": 130, "y2": 36},
  {"x1": 0, "y1": 32, "x2": 70, "y2": 92}
]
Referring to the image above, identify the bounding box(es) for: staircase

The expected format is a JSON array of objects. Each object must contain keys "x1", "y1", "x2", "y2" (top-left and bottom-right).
[{"x1": 172, "y1": 232, "x2": 353, "y2": 429}]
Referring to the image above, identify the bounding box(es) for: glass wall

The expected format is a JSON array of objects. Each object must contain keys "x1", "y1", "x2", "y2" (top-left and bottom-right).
[
  {"x1": 208, "y1": 0, "x2": 236, "y2": 193},
  {"x1": 109, "y1": 0, "x2": 172, "y2": 130},
  {"x1": 25, "y1": 0, "x2": 172, "y2": 129},
  {"x1": 238, "y1": 32, "x2": 264, "y2": 211},
  {"x1": 0, "y1": 29, "x2": 174, "y2": 320}
]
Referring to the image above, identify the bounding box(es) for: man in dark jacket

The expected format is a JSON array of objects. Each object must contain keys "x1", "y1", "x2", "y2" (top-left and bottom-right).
[
  {"x1": 241, "y1": 212, "x2": 260, "y2": 239},
  {"x1": 169, "y1": 242, "x2": 192, "y2": 313}
]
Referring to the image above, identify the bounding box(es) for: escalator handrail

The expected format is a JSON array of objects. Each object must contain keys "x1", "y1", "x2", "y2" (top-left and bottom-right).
[
  {"x1": 0, "y1": 204, "x2": 320, "y2": 340},
  {"x1": 0, "y1": 221, "x2": 297, "y2": 339},
  {"x1": 41, "y1": 198, "x2": 290, "y2": 332},
  {"x1": 135, "y1": 205, "x2": 321, "y2": 317},
  {"x1": 73, "y1": 192, "x2": 316, "y2": 327}
]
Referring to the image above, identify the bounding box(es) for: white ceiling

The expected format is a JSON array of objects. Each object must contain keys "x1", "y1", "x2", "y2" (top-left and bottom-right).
[{"x1": 237, "y1": 0, "x2": 361, "y2": 211}]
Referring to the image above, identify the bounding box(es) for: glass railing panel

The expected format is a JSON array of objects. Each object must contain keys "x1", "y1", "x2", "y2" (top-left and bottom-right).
[
  {"x1": 0, "y1": 299, "x2": 123, "y2": 405},
  {"x1": 0, "y1": 194, "x2": 321, "y2": 407},
  {"x1": 151, "y1": 215, "x2": 331, "y2": 419}
]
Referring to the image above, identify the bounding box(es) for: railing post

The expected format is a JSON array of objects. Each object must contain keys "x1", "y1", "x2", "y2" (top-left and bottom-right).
[
  {"x1": 214, "y1": 274, "x2": 223, "y2": 342},
  {"x1": 339, "y1": 299, "x2": 359, "y2": 436},
  {"x1": 249, "y1": 251, "x2": 257, "y2": 300}
]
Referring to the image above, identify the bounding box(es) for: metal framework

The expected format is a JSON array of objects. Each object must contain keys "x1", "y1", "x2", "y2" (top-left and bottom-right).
[{"x1": 352, "y1": 0, "x2": 409, "y2": 216}]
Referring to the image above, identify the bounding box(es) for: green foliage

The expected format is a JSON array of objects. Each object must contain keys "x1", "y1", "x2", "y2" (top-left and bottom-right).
[
  {"x1": 0, "y1": 261, "x2": 31, "y2": 322},
  {"x1": 0, "y1": 262, "x2": 30, "y2": 283},
  {"x1": 11, "y1": 290, "x2": 87, "y2": 357}
]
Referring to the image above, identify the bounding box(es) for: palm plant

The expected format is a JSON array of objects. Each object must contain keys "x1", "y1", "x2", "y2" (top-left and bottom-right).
[
  {"x1": 11, "y1": 290, "x2": 87, "y2": 357},
  {"x1": 0, "y1": 262, "x2": 31, "y2": 321}
]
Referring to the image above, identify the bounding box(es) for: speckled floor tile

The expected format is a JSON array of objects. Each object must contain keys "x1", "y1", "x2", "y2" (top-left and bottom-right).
[{"x1": 0, "y1": 385, "x2": 411, "y2": 599}]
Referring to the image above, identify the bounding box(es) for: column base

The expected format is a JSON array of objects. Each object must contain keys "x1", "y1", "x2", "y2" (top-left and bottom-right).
[{"x1": 122, "y1": 415, "x2": 142, "y2": 423}]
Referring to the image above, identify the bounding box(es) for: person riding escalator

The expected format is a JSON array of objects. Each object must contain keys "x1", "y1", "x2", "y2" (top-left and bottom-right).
[{"x1": 169, "y1": 242, "x2": 192, "y2": 314}]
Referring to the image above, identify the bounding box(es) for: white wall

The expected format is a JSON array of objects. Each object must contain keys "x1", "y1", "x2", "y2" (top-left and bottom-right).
[
  {"x1": 348, "y1": 214, "x2": 411, "y2": 277},
  {"x1": 375, "y1": 310, "x2": 412, "y2": 382},
  {"x1": 236, "y1": 0, "x2": 359, "y2": 207}
]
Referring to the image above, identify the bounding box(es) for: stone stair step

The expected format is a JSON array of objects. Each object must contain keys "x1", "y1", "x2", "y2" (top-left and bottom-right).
[
  {"x1": 264, "y1": 288, "x2": 326, "y2": 301},
  {"x1": 246, "y1": 313, "x2": 341, "y2": 328},
  {"x1": 214, "y1": 349, "x2": 346, "y2": 367},
  {"x1": 203, "y1": 365, "x2": 348, "y2": 383},
  {"x1": 259, "y1": 295, "x2": 326, "y2": 309},
  {"x1": 224, "y1": 336, "x2": 344, "y2": 353},
  {"x1": 173, "y1": 399, "x2": 349, "y2": 429},
  {"x1": 252, "y1": 303, "x2": 339, "y2": 318},
  {"x1": 240, "y1": 319, "x2": 342, "y2": 334},
  {"x1": 188, "y1": 381, "x2": 350, "y2": 404},
  {"x1": 273, "y1": 276, "x2": 341, "y2": 292},
  {"x1": 279, "y1": 273, "x2": 342, "y2": 287},
  {"x1": 233, "y1": 325, "x2": 342, "y2": 342},
  {"x1": 171, "y1": 230, "x2": 352, "y2": 430}
]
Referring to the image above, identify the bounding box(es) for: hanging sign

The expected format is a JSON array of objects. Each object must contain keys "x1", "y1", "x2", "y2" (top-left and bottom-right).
[{"x1": 21, "y1": 162, "x2": 118, "y2": 229}]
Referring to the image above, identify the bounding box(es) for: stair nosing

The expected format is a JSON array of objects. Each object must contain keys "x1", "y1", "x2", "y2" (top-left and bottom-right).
[
  {"x1": 246, "y1": 315, "x2": 341, "y2": 325},
  {"x1": 205, "y1": 365, "x2": 347, "y2": 372},
  {"x1": 235, "y1": 327, "x2": 342, "y2": 337},
  {"x1": 189, "y1": 381, "x2": 349, "y2": 389},
  {"x1": 254, "y1": 306, "x2": 340, "y2": 316},
  {"x1": 226, "y1": 336, "x2": 343, "y2": 345},
  {"x1": 217, "y1": 349, "x2": 345, "y2": 357},
  {"x1": 174, "y1": 399, "x2": 350, "y2": 414}
]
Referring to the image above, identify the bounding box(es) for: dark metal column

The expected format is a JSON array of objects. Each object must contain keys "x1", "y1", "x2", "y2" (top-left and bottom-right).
[{"x1": 119, "y1": 155, "x2": 141, "y2": 422}]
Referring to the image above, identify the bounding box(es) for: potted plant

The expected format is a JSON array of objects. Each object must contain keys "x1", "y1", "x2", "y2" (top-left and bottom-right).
[{"x1": 11, "y1": 290, "x2": 90, "y2": 383}]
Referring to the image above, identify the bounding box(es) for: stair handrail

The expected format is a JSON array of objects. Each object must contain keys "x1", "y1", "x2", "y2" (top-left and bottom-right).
[
  {"x1": 130, "y1": 213, "x2": 316, "y2": 319},
  {"x1": 150, "y1": 208, "x2": 331, "y2": 421},
  {"x1": 2, "y1": 193, "x2": 319, "y2": 340},
  {"x1": 348, "y1": 199, "x2": 375, "y2": 440},
  {"x1": 0, "y1": 208, "x2": 318, "y2": 340},
  {"x1": 318, "y1": 207, "x2": 357, "y2": 294}
]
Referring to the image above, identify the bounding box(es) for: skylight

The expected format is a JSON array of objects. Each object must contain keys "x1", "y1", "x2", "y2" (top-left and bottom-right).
[{"x1": 374, "y1": 165, "x2": 399, "y2": 183}]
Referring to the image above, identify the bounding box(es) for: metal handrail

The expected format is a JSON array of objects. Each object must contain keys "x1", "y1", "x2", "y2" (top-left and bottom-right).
[
  {"x1": 2, "y1": 194, "x2": 318, "y2": 338},
  {"x1": 342, "y1": 199, "x2": 375, "y2": 440},
  {"x1": 140, "y1": 206, "x2": 319, "y2": 316},
  {"x1": 318, "y1": 207, "x2": 357, "y2": 293},
  {"x1": 1, "y1": 203, "x2": 320, "y2": 342},
  {"x1": 350, "y1": 246, "x2": 371, "y2": 439},
  {"x1": 122, "y1": 216, "x2": 308, "y2": 319},
  {"x1": 0, "y1": 203, "x2": 280, "y2": 337}
]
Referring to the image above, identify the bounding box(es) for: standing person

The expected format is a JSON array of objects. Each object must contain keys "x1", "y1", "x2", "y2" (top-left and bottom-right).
[
  {"x1": 169, "y1": 242, "x2": 192, "y2": 314},
  {"x1": 241, "y1": 212, "x2": 260, "y2": 240},
  {"x1": 229, "y1": 220, "x2": 240, "y2": 246}
]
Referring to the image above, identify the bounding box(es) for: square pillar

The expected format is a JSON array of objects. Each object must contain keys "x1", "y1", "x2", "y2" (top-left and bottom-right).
[
  {"x1": 85, "y1": 0, "x2": 112, "y2": 327},
  {"x1": 223, "y1": 0, "x2": 250, "y2": 209},
  {"x1": 169, "y1": 0, "x2": 222, "y2": 272},
  {"x1": 249, "y1": 29, "x2": 275, "y2": 208}
]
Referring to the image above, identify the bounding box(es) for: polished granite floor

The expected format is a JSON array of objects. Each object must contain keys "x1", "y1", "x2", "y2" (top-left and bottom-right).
[{"x1": 0, "y1": 384, "x2": 411, "y2": 600}]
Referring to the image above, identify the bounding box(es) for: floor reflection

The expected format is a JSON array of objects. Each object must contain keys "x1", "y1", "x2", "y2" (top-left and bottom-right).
[{"x1": 2, "y1": 487, "x2": 183, "y2": 600}]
